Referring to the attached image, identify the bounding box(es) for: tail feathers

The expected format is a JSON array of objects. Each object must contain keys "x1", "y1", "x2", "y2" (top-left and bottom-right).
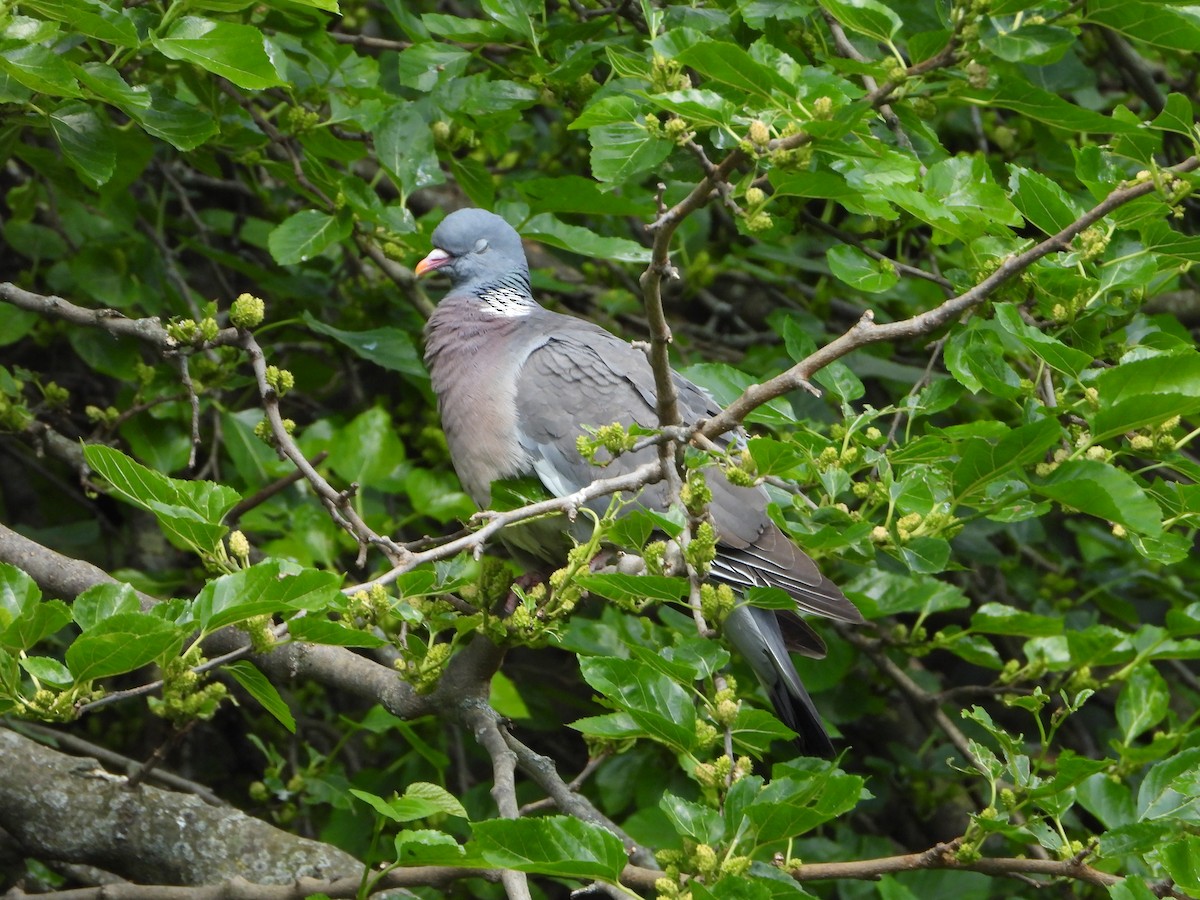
[{"x1": 723, "y1": 604, "x2": 836, "y2": 757}]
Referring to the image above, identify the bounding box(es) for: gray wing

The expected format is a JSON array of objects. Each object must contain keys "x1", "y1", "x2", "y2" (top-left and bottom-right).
[{"x1": 512, "y1": 314, "x2": 862, "y2": 626}]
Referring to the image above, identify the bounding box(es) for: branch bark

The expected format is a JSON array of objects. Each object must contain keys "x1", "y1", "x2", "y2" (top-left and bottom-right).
[{"x1": 0, "y1": 729, "x2": 360, "y2": 887}]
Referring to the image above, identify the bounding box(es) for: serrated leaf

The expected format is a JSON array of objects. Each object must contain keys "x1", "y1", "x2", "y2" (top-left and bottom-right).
[
  {"x1": 1116, "y1": 663, "x2": 1169, "y2": 743},
  {"x1": 993, "y1": 303, "x2": 1091, "y2": 376},
  {"x1": 286, "y1": 616, "x2": 388, "y2": 648},
  {"x1": 970, "y1": 603, "x2": 1063, "y2": 637},
  {"x1": 1090, "y1": 353, "x2": 1200, "y2": 441},
  {"x1": 193, "y1": 561, "x2": 342, "y2": 632},
  {"x1": 66, "y1": 613, "x2": 182, "y2": 682},
  {"x1": 524, "y1": 213, "x2": 651, "y2": 263},
  {"x1": 0, "y1": 44, "x2": 82, "y2": 97},
  {"x1": 153, "y1": 17, "x2": 283, "y2": 90},
  {"x1": 588, "y1": 122, "x2": 671, "y2": 184},
  {"x1": 1008, "y1": 165, "x2": 1084, "y2": 236},
  {"x1": 675, "y1": 39, "x2": 794, "y2": 100},
  {"x1": 575, "y1": 573, "x2": 689, "y2": 605},
  {"x1": 743, "y1": 764, "x2": 865, "y2": 842},
  {"x1": 224, "y1": 660, "x2": 295, "y2": 732},
  {"x1": 268, "y1": 209, "x2": 352, "y2": 265},
  {"x1": 473, "y1": 816, "x2": 626, "y2": 882},
  {"x1": 48, "y1": 101, "x2": 115, "y2": 188},
  {"x1": 20, "y1": 0, "x2": 138, "y2": 47},
  {"x1": 660, "y1": 792, "x2": 724, "y2": 844},
  {"x1": 578, "y1": 656, "x2": 696, "y2": 751},
  {"x1": 20, "y1": 655, "x2": 73, "y2": 688},
  {"x1": 826, "y1": 244, "x2": 898, "y2": 293},
  {"x1": 302, "y1": 312, "x2": 426, "y2": 379},
  {"x1": 376, "y1": 105, "x2": 444, "y2": 194},
  {"x1": 73, "y1": 582, "x2": 141, "y2": 631},
  {"x1": 0, "y1": 596, "x2": 71, "y2": 653},
  {"x1": 1034, "y1": 459, "x2": 1162, "y2": 536},
  {"x1": 83, "y1": 444, "x2": 240, "y2": 556},
  {"x1": 952, "y1": 418, "x2": 1063, "y2": 502}
]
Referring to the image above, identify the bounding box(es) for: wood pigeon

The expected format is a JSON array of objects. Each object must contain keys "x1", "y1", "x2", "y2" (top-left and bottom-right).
[{"x1": 417, "y1": 208, "x2": 864, "y2": 756}]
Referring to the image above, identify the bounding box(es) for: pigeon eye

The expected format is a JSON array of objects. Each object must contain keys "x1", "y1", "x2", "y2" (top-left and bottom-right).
[{"x1": 473, "y1": 238, "x2": 490, "y2": 253}]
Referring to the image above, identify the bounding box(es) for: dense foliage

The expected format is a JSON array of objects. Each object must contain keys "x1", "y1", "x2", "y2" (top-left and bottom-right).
[{"x1": 2, "y1": 0, "x2": 1200, "y2": 898}]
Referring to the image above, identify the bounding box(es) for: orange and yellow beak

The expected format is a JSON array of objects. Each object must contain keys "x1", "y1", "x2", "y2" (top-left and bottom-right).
[{"x1": 414, "y1": 248, "x2": 451, "y2": 277}]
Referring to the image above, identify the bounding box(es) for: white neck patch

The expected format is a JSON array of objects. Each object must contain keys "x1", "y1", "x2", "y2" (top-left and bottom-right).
[{"x1": 478, "y1": 287, "x2": 533, "y2": 318}]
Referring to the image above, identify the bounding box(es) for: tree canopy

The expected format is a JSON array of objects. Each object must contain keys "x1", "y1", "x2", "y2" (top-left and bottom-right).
[{"x1": 2, "y1": 0, "x2": 1200, "y2": 898}]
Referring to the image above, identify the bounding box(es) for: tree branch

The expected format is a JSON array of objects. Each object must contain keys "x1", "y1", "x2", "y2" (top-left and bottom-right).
[
  {"x1": 699, "y1": 156, "x2": 1200, "y2": 440},
  {"x1": 791, "y1": 838, "x2": 1127, "y2": 892}
]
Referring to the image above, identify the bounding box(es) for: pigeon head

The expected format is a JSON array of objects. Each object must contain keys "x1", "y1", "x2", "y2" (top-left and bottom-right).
[{"x1": 415, "y1": 208, "x2": 529, "y2": 289}]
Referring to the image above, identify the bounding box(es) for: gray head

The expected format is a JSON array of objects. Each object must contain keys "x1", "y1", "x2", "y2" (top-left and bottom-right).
[{"x1": 415, "y1": 208, "x2": 529, "y2": 290}]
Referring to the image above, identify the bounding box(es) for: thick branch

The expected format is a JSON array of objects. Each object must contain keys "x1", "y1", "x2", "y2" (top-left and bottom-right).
[{"x1": 0, "y1": 729, "x2": 360, "y2": 886}]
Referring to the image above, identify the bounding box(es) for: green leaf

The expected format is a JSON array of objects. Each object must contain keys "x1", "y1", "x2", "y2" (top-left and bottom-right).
[
  {"x1": 897, "y1": 536, "x2": 951, "y2": 574},
  {"x1": 1116, "y1": 663, "x2": 1169, "y2": 743},
  {"x1": 575, "y1": 574, "x2": 689, "y2": 605},
  {"x1": 490, "y1": 670, "x2": 531, "y2": 719},
  {"x1": 128, "y1": 88, "x2": 218, "y2": 150},
  {"x1": 1150, "y1": 93, "x2": 1195, "y2": 139},
  {"x1": 0, "y1": 44, "x2": 82, "y2": 98},
  {"x1": 73, "y1": 582, "x2": 141, "y2": 631},
  {"x1": 963, "y1": 80, "x2": 1139, "y2": 136},
  {"x1": 66, "y1": 613, "x2": 182, "y2": 682},
  {"x1": 268, "y1": 210, "x2": 352, "y2": 266},
  {"x1": 19, "y1": 0, "x2": 138, "y2": 47},
  {"x1": 0, "y1": 595, "x2": 71, "y2": 653},
  {"x1": 660, "y1": 792, "x2": 724, "y2": 844},
  {"x1": 746, "y1": 437, "x2": 805, "y2": 478},
  {"x1": 1090, "y1": 352, "x2": 1200, "y2": 441},
  {"x1": 224, "y1": 660, "x2": 295, "y2": 732},
  {"x1": 0, "y1": 563, "x2": 41, "y2": 622},
  {"x1": 981, "y1": 22, "x2": 1074, "y2": 64},
  {"x1": 473, "y1": 816, "x2": 626, "y2": 882},
  {"x1": 395, "y1": 43, "x2": 471, "y2": 92},
  {"x1": 47, "y1": 101, "x2": 114, "y2": 188},
  {"x1": 1034, "y1": 459, "x2": 1163, "y2": 536},
  {"x1": 577, "y1": 656, "x2": 697, "y2": 751},
  {"x1": 943, "y1": 321, "x2": 1022, "y2": 397},
  {"x1": 152, "y1": 17, "x2": 284, "y2": 90},
  {"x1": 681, "y1": 363, "x2": 795, "y2": 426},
  {"x1": 524, "y1": 214, "x2": 651, "y2": 263},
  {"x1": 820, "y1": 0, "x2": 901, "y2": 43},
  {"x1": 732, "y1": 707, "x2": 798, "y2": 755},
  {"x1": 328, "y1": 406, "x2": 406, "y2": 487},
  {"x1": 20, "y1": 655, "x2": 73, "y2": 688},
  {"x1": 826, "y1": 244, "x2": 898, "y2": 293},
  {"x1": 992, "y1": 303, "x2": 1092, "y2": 376},
  {"x1": 1008, "y1": 165, "x2": 1083, "y2": 236},
  {"x1": 192, "y1": 561, "x2": 342, "y2": 632},
  {"x1": 1085, "y1": 0, "x2": 1200, "y2": 53},
  {"x1": 481, "y1": 0, "x2": 540, "y2": 53},
  {"x1": 675, "y1": 39, "x2": 795, "y2": 100},
  {"x1": 351, "y1": 782, "x2": 467, "y2": 822},
  {"x1": 1137, "y1": 747, "x2": 1200, "y2": 821},
  {"x1": 1159, "y1": 834, "x2": 1200, "y2": 896},
  {"x1": 952, "y1": 418, "x2": 1063, "y2": 503},
  {"x1": 587, "y1": 122, "x2": 671, "y2": 184},
  {"x1": 302, "y1": 313, "x2": 427, "y2": 379},
  {"x1": 742, "y1": 764, "x2": 865, "y2": 842},
  {"x1": 970, "y1": 603, "x2": 1063, "y2": 637},
  {"x1": 847, "y1": 569, "x2": 970, "y2": 618},
  {"x1": 287, "y1": 616, "x2": 389, "y2": 648},
  {"x1": 83, "y1": 444, "x2": 240, "y2": 556},
  {"x1": 376, "y1": 106, "x2": 444, "y2": 194}
]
